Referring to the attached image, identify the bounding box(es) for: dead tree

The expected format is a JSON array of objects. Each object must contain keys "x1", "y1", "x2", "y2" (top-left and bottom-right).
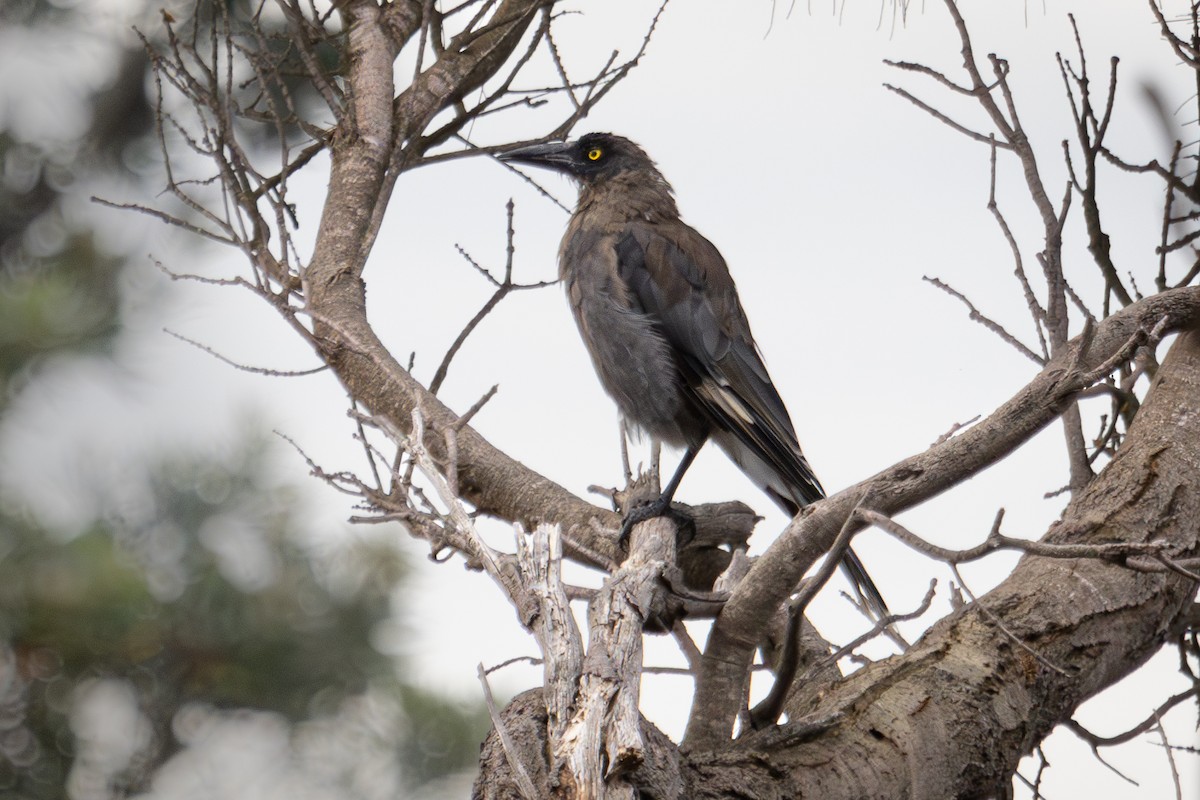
[{"x1": 126, "y1": 1, "x2": 1199, "y2": 797}]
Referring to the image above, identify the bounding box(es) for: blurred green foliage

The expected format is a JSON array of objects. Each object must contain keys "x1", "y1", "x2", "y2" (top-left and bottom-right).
[
  {"x1": 0, "y1": 2, "x2": 489, "y2": 797},
  {"x1": 0, "y1": 136, "x2": 126, "y2": 399},
  {"x1": 0, "y1": 444, "x2": 488, "y2": 797}
]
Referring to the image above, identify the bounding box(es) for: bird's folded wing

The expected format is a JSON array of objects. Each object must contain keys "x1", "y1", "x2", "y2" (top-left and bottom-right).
[{"x1": 616, "y1": 221, "x2": 824, "y2": 505}]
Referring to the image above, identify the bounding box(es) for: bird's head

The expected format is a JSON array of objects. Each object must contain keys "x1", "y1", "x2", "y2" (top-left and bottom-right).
[{"x1": 496, "y1": 133, "x2": 660, "y2": 186}]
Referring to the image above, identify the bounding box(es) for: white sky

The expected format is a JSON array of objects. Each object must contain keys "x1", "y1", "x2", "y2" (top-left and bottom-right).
[{"x1": 2, "y1": 0, "x2": 1197, "y2": 797}]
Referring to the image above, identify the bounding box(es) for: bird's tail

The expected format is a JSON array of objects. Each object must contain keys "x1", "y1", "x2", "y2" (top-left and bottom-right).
[
  {"x1": 767, "y1": 487, "x2": 891, "y2": 626},
  {"x1": 838, "y1": 544, "x2": 891, "y2": 625},
  {"x1": 716, "y1": 434, "x2": 893, "y2": 627}
]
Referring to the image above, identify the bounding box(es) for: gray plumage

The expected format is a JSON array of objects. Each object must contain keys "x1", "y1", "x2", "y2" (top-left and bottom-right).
[{"x1": 498, "y1": 133, "x2": 886, "y2": 619}]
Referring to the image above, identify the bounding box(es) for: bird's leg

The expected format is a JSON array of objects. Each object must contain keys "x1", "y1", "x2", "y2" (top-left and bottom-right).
[{"x1": 618, "y1": 444, "x2": 700, "y2": 544}]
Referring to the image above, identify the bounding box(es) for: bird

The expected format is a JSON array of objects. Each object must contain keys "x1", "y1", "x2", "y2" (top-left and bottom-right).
[{"x1": 497, "y1": 132, "x2": 888, "y2": 621}]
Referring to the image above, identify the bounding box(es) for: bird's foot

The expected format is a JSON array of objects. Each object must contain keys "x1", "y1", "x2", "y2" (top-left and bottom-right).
[{"x1": 618, "y1": 496, "x2": 692, "y2": 546}]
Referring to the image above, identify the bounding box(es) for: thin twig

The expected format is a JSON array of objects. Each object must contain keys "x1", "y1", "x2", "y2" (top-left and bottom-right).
[
  {"x1": 749, "y1": 497, "x2": 868, "y2": 729},
  {"x1": 1155, "y1": 715, "x2": 1183, "y2": 800},
  {"x1": 793, "y1": 580, "x2": 938, "y2": 690},
  {"x1": 931, "y1": 415, "x2": 982, "y2": 446},
  {"x1": 672, "y1": 620, "x2": 703, "y2": 673},
  {"x1": 1065, "y1": 687, "x2": 1198, "y2": 748},
  {"x1": 924, "y1": 276, "x2": 1044, "y2": 363},
  {"x1": 453, "y1": 384, "x2": 500, "y2": 430},
  {"x1": 485, "y1": 654, "x2": 544, "y2": 674},
  {"x1": 165, "y1": 329, "x2": 327, "y2": 376},
  {"x1": 883, "y1": 84, "x2": 1008, "y2": 147},
  {"x1": 950, "y1": 563, "x2": 1068, "y2": 676},
  {"x1": 477, "y1": 663, "x2": 540, "y2": 799},
  {"x1": 857, "y1": 507, "x2": 1180, "y2": 567}
]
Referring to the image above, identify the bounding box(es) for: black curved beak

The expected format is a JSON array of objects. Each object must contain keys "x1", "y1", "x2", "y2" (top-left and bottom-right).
[{"x1": 496, "y1": 140, "x2": 576, "y2": 172}]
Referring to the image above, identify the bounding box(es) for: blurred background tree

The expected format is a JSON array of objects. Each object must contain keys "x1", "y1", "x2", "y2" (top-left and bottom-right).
[{"x1": 0, "y1": 2, "x2": 486, "y2": 798}]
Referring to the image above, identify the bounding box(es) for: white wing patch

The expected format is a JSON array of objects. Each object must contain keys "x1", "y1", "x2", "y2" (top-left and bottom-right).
[{"x1": 696, "y1": 378, "x2": 756, "y2": 426}]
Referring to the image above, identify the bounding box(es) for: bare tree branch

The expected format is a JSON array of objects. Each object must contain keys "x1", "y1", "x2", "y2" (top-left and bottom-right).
[{"x1": 686, "y1": 288, "x2": 1200, "y2": 746}]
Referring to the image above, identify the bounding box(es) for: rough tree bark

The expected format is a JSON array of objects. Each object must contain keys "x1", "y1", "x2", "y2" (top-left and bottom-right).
[{"x1": 476, "y1": 326, "x2": 1200, "y2": 798}]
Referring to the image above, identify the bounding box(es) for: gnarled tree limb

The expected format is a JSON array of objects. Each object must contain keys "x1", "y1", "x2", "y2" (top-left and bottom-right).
[
  {"x1": 686, "y1": 287, "x2": 1200, "y2": 746},
  {"x1": 481, "y1": 325, "x2": 1200, "y2": 797}
]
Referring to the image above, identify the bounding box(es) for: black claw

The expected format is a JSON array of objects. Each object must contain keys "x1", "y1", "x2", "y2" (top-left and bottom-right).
[{"x1": 618, "y1": 496, "x2": 693, "y2": 546}]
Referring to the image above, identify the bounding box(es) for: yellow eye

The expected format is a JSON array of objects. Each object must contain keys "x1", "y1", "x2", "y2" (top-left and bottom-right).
[{"x1": 587, "y1": 148, "x2": 603, "y2": 161}]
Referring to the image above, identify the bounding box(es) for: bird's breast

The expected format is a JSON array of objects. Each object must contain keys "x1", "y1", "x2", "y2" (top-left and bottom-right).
[{"x1": 558, "y1": 224, "x2": 706, "y2": 447}]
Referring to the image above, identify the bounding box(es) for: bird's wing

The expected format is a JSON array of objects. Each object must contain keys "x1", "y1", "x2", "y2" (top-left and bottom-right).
[
  {"x1": 615, "y1": 220, "x2": 824, "y2": 506},
  {"x1": 616, "y1": 220, "x2": 892, "y2": 623}
]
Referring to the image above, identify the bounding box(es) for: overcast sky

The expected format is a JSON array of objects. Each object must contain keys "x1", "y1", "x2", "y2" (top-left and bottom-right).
[{"x1": 2, "y1": 1, "x2": 1197, "y2": 797}]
